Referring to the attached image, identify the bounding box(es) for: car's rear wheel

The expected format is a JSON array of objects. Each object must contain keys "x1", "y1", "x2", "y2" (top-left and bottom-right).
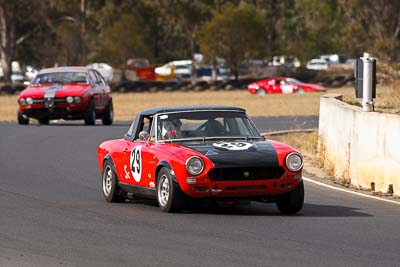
[
  {"x1": 102, "y1": 160, "x2": 126, "y2": 202},
  {"x1": 256, "y1": 88, "x2": 266, "y2": 95},
  {"x1": 38, "y1": 118, "x2": 49, "y2": 125},
  {"x1": 17, "y1": 111, "x2": 29, "y2": 125},
  {"x1": 84, "y1": 99, "x2": 96, "y2": 125},
  {"x1": 157, "y1": 167, "x2": 185, "y2": 213},
  {"x1": 276, "y1": 180, "x2": 304, "y2": 214},
  {"x1": 296, "y1": 88, "x2": 305, "y2": 94},
  {"x1": 102, "y1": 99, "x2": 113, "y2": 125}
]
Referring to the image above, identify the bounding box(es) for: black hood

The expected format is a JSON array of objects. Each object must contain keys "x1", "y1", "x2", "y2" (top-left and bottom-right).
[{"x1": 185, "y1": 140, "x2": 279, "y2": 168}]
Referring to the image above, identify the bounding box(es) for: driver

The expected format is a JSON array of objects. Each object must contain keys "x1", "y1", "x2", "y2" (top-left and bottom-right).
[{"x1": 161, "y1": 118, "x2": 182, "y2": 139}]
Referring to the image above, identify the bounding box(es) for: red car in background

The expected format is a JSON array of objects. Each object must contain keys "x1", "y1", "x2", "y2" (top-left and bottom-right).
[
  {"x1": 17, "y1": 66, "x2": 113, "y2": 125},
  {"x1": 248, "y1": 77, "x2": 326, "y2": 95}
]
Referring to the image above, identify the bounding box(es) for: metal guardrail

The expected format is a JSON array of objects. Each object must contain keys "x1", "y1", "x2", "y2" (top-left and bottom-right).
[{"x1": 262, "y1": 128, "x2": 316, "y2": 137}]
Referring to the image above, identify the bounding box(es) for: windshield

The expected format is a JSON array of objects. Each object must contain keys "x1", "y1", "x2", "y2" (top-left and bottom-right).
[
  {"x1": 32, "y1": 71, "x2": 88, "y2": 85},
  {"x1": 287, "y1": 78, "x2": 302, "y2": 84},
  {"x1": 155, "y1": 110, "x2": 261, "y2": 142}
]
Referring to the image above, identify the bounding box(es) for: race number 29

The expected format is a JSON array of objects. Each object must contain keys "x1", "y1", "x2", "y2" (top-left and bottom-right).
[{"x1": 130, "y1": 146, "x2": 142, "y2": 182}]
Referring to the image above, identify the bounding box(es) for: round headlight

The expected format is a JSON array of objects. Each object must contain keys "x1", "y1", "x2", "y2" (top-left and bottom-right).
[
  {"x1": 66, "y1": 96, "x2": 74, "y2": 103},
  {"x1": 19, "y1": 98, "x2": 26, "y2": 104},
  {"x1": 285, "y1": 152, "x2": 303, "y2": 172},
  {"x1": 74, "y1": 96, "x2": 81, "y2": 103},
  {"x1": 26, "y1": 97, "x2": 33, "y2": 105},
  {"x1": 186, "y1": 156, "x2": 204, "y2": 176}
]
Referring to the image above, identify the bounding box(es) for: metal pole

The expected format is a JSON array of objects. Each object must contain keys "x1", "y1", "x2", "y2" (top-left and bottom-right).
[{"x1": 362, "y1": 52, "x2": 374, "y2": 111}]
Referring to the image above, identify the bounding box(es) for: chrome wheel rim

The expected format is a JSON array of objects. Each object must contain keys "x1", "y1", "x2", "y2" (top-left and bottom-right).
[
  {"x1": 158, "y1": 174, "x2": 170, "y2": 207},
  {"x1": 102, "y1": 166, "x2": 113, "y2": 196}
]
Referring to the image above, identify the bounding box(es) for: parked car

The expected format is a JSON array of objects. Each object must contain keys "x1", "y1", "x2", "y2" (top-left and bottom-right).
[
  {"x1": 86, "y1": 63, "x2": 113, "y2": 81},
  {"x1": 269, "y1": 56, "x2": 301, "y2": 68},
  {"x1": 24, "y1": 65, "x2": 39, "y2": 81},
  {"x1": 17, "y1": 66, "x2": 113, "y2": 125},
  {"x1": 319, "y1": 54, "x2": 347, "y2": 64},
  {"x1": 248, "y1": 77, "x2": 326, "y2": 95},
  {"x1": 97, "y1": 106, "x2": 305, "y2": 213},
  {"x1": 125, "y1": 58, "x2": 156, "y2": 81},
  {"x1": 155, "y1": 60, "x2": 193, "y2": 80},
  {"x1": 0, "y1": 61, "x2": 29, "y2": 83},
  {"x1": 306, "y1": 58, "x2": 330, "y2": 70}
]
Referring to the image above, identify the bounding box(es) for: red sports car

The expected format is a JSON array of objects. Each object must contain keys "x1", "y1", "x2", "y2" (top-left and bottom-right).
[
  {"x1": 248, "y1": 77, "x2": 326, "y2": 95},
  {"x1": 17, "y1": 66, "x2": 113, "y2": 125},
  {"x1": 97, "y1": 106, "x2": 304, "y2": 213}
]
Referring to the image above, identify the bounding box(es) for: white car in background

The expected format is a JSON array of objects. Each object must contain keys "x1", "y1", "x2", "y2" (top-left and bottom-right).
[
  {"x1": 306, "y1": 58, "x2": 330, "y2": 70},
  {"x1": 155, "y1": 60, "x2": 193, "y2": 79},
  {"x1": 87, "y1": 63, "x2": 113, "y2": 81}
]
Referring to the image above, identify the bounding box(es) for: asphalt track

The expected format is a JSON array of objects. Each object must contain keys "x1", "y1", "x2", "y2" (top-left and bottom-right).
[{"x1": 1, "y1": 118, "x2": 400, "y2": 267}]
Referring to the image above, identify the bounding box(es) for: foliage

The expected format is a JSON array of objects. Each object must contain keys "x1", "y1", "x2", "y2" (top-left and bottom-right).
[
  {"x1": 91, "y1": 14, "x2": 151, "y2": 66},
  {"x1": 198, "y1": 3, "x2": 267, "y2": 79},
  {"x1": 2, "y1": 0, "x2": 400, "y2": 79}
]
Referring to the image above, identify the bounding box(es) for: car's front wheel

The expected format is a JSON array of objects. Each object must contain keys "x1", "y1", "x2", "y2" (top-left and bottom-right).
[
  {"x1": 276, "y1": 180, "x2": 304, "y2": 214},
  {"x1": 84, "y1": 99, "x2": 96, "y2": 125},
  {"x1": 18, "y1": 111, "x2": 29, "y2": 125},
  {"x1": 256, "y1": 87, "x2": 266, "y2": 95},
  {"x1": 102, "y1": 159, "x2": 126, "y2": 202},
  {"x1": 157, "y1": 167, "x2": 185, "y2": 213},
  {"x1": 102, "y1": 99, "x2": 113, "y2": 125}
]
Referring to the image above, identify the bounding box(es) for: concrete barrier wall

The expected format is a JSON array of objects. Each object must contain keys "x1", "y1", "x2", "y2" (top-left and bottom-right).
[{"x1": 318, "y1": 94, "x2": 400, "y2": 196}]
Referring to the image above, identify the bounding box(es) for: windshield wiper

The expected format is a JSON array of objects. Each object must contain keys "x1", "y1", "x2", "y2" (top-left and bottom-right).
[
  {"x1": 50, "y1": 81, "x2": 64, "y2": 85},
  {"x1": 203, "y1": 136, "x2": 262, "y2": 141},
  {"x1": 158, "y1": 136, "x2": 262, "y2": 143},
  {"x1": 158, "y1": 137, "x2": 206, "y2": 143}
]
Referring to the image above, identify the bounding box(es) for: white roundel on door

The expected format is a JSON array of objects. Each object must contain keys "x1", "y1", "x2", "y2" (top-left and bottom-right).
[{"x1": 130, "y1": 145, "x2": 142, "y2": 182}]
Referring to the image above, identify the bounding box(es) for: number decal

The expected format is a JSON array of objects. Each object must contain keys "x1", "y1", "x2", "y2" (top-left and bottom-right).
[
  {"x1": 130, "y1": 146, "x2": 142, "y2": 182},
  {"x1": 213, "y1": 142, "x2": 253, "y2": 151}
]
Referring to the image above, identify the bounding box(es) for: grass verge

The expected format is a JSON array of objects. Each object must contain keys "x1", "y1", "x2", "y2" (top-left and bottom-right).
[
  {"x1": 0, "y1": 87, "x2": 353, "y2": 122},
  {"x1": 267, "y1": 131, "x2": 318, "y2": 157}
]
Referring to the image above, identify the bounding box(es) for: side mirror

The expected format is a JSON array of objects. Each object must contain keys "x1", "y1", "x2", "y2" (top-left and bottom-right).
[{"x1": 139, "y1": 131, "x2": 150, "y2": 144}]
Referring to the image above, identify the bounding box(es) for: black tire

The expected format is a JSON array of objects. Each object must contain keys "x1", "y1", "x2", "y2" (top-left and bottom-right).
[
  {"x1": 276, "y1": 180, "x2": 304, "y2": 214},
  {"x1": 256, "y1": 87, "x2": 266, "y2": 95},
  {"x1": 38, "y1": 118, "x2": 50, "y2": 125},
  {"x1": 157, "y1": 167, "x2": 185, "y2": 213},
  {"x1": 17, "y1": 111, "x2": 29, "y2": 125},
  {"x1": 102, "y1": 99, "x2": 114, "y2": 125},
  {"x1": 84, "y1": 99, "x2": 96, "y2": 125},
  {"x1": 102, "y1": 160, "x2": 126, "y2": 202}
]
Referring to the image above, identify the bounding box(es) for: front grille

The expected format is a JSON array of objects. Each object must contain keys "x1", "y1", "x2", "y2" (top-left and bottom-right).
[
  {"x1": 208, "y1": 167, "x2": 284, "y2": 181},
  {"x1": 32, "y1": 98, "x2": 66, "y2": 104}
]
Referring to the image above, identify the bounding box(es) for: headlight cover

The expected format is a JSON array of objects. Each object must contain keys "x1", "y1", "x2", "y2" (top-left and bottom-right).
[
  {"x1": 285, "y1": 152, "x2": 303, "y2": 172},
  {"x1": 74, "y1": 96, "x2": 81, "y2": 103},
  {"x1": 26, "y1": 97, "x2": 33, "y2": 105},
  {"x1": 66, "y1": 96, "x2": 74, "y2": 103},
  {"x1": 19, "y1": 98, "x2": 26, "y2": 104},
  {"x1": 185, "y1": 156, "x2": 204, "y2": 176}
]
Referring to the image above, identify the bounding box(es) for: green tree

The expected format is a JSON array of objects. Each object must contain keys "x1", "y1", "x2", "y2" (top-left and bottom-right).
[
  {"x1": 339, "y1": 0, "x2": 400, "y2": 61},
  {"x1": 92, "y1": 14, "x2": 151, "y2": 66},
  {"x1": 174, "y1": 0, "x2": 212, "y2": 77},
  {"x1": 199, "y1": 3, "x2": 267, "y2": 80},
  {"x1": 283, "y1": 0, "x2": 345, "y2": 61}
]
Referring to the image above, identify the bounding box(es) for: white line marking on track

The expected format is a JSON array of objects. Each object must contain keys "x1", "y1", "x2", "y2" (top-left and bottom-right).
[{"x1": 303, "y1": 176, "x2": 400, "y2": 206}]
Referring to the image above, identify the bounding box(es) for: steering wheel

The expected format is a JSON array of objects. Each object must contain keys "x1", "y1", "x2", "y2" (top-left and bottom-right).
[{"x1": 193, "y1": 121, "x2": 208, "y2": 136}]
